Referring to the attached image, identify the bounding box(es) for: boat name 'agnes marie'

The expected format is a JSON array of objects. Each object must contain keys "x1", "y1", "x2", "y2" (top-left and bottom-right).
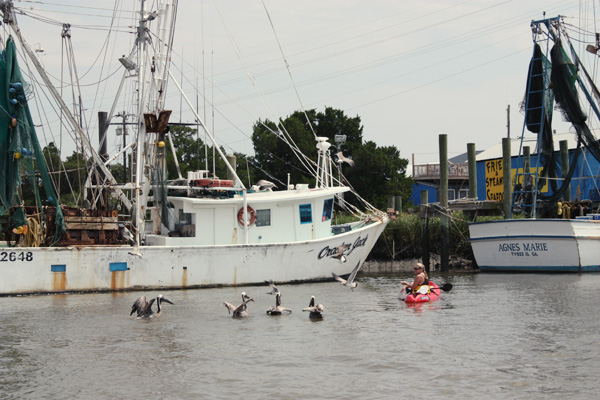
[{"x1": 469, "y1": 16, "x2": 600, "y2": 273}]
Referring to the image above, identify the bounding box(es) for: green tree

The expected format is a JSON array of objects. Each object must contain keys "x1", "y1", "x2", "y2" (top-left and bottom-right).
[
  {"x1": 251, "y1": 107, "x2": 412, "y2": 210},
  {"x1": 345, "y1": 141, "x2": 412, "y2": 209},
  {"x1": 165, "y1": 126, "x2": 258, "y2": 186},
  {"x1": 166, "y1": 126, "x2": 206, "y2": 177}
]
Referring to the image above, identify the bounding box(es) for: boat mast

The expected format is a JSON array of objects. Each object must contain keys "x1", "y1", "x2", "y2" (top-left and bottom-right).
[
  {"x1": 131, "y1": 0, "x2": 178, "y2": 245},
  {"x1": 0, "y1": 1, "x2": 133, "y2": 212},
  {"x1": 133, "y1": 0, "x2": 149, "y2": 246}
]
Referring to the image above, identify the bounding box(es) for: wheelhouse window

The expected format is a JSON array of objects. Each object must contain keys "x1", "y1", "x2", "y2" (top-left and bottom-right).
[
  {"x1": 177, "y1": 209, "x2": 194, "y2": 237},
  {"x1": 255, "y1": 209, "x2": 271, "y2": 227},
  {"x1": 322, "y1": 198, "x2": 333, "y2": 221},
  {"x1": 179, "y1": 209, "x2": 192, "y2": 224},
  {"x1": 299, "y1": 204, "x2": 312, "y2": 224}
]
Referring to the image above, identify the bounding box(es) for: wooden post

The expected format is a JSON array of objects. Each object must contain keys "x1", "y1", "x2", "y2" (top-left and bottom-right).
[
  {"x1": 394, "y1": 196, "x2": 402, "y2": 213},
  {"x1": 559, "y1": 140, "x2": 571, "y2": 201},
  {"x1": 502, "y1": 138, "x2": 511, "y2": 219},
  {"x1": 420, "y1": 190, "x2": 430, "y2": 271},
  {"x1": 468, "y1": 143, "x2": 477, "y2": 200},
  {"x1": 439, "y1": 134, "x2": 449, "y2": 272}
]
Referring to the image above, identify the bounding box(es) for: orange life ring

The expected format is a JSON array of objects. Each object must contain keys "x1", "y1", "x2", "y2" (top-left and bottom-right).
[{"x1": 238, "y1": 206, "x2": 256, "y2": 227}]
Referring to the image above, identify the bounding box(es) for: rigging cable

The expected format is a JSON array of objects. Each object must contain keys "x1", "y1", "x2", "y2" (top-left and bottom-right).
[{"x1": 261, "y1": 0, "x2": 317, "y2": 141}]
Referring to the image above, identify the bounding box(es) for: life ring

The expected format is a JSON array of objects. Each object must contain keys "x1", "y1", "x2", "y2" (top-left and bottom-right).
[{"x1": 238, "y1": 206, "x2": 256, "y2": 227}]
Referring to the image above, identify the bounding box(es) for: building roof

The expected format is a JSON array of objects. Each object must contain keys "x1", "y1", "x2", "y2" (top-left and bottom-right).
[
  {"x1": 449, "y1": 151, "x2": 483, "y2": 164},
  {"x1": 475, "y1": 132, "x2": 579, "y2": 161}
]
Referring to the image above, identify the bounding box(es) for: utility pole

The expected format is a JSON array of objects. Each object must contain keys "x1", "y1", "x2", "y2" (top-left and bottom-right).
[{"x1": 506, "y1": 104, "x2": 510, "y2": 138}]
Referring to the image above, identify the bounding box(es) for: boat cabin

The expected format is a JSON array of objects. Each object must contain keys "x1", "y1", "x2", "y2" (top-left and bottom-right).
[{"x1": 145, "y1": 185, "x2": 349, "y2": 246}]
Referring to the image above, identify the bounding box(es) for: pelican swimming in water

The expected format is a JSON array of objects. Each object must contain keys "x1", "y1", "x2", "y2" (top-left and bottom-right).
[
  {"x1": 264, "y1": 280, "x2": 280, "y2": 295},
  {"x1": 223, "y1": 292, "x2": 254, "y2": 318},
  {"x1": 130, "y1": 294, "x2": 174, "y2": 319},
  {"x1": 266, "y1": 292, "x2": 292, "y2": 315},
  {"x1": 303, "y1": 296, "x2": 324, "y2": 318},
  {"x1": 332, "y1": 261, "x2": 361, "y2": 290}
]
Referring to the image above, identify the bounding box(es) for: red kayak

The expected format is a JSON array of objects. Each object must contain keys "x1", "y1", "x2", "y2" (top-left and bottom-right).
[{"x1": 403, "y1": 281, "x2": 442, "y2": 304}]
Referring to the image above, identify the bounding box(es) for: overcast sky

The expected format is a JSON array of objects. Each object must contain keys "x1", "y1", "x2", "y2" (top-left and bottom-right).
[{"x1": 9, "y1": 0, "x2": 600, "y2": 165}]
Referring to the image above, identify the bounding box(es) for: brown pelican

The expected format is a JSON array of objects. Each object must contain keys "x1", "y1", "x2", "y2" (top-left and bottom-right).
[
  {"x1": 265, "y1": 280, "x2": 280, "y2": 295},
  {"x1": 255, "y1": 179, "x2": 277, "y2": 191},
  {"x1": 266, "y1": 292, "x2": 292, "y2": 315},
  {"x1": 224, "y1": 292, "x2": 254, "y2": 318},
  {"x1": 130, "y1": 294, "x2": 174, "y2": 319},
  {"x1": 303, "y1": 296, "x2": 324, "y2": 318},
  {"x1": 330, "y1": 146, "x2": 355, "y2": 167},
  {"x1": 332, "y1": 261, "x2": 361, "y2": 290},
  {"x1": 331, "y1": 243, "x2": 350, "y2": 263}
]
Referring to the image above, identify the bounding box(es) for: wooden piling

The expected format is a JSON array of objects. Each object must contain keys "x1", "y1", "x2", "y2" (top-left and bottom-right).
[
  {"x1": 560, "y1": 140, "x2": 571, "y2": 201},
  {"x1": 468, "y1": 142, "x2": 477, "y2": 200},
  {"x1": 420, "y1": 190, "x2": 430, "y2": 271},
  {"x1": 502, "y1": 138, "x2": 511, "y2": 219},
  {"x1": 388, "y1": 196, "x2": 395, "y2": 210},
  {"x1": 439, "y1": 134, "x2": 449, "y2": 272},
  {"x1": 394, "y1": 196, "x2": 402, "y2": 213}
]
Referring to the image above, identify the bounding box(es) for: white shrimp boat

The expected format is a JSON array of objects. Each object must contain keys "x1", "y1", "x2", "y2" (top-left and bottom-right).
[
  {"x1": 469, "y1": 16, "x2": 600, "y2": 273},
  {"x1": 0, "y1": 1, "x2": 388, "y2": 295}
]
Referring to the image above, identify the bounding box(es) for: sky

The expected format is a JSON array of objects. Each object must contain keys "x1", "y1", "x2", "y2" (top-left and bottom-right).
[{"x1": 6, "y1": 0, "x2": 600, "y2": 166}]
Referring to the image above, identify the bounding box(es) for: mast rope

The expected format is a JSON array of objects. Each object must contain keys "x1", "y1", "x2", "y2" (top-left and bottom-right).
[{"x1": 261, "y1": 0, "x2": 318, "y2": 141}]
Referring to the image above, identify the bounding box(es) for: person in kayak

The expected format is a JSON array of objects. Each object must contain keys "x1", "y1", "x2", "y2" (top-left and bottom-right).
[{"x1": 401, "y1": 263, "x2": 430, "y2": 295}]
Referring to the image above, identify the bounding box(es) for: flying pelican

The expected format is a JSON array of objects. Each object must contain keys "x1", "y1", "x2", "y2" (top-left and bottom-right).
[
  {"x1": 224, "y1": 292, "x2": 254, "y2": 318},
  {"x1": 332, "y1": 261, "x2": 361, "y2": 290},
  {"x1": 331, "y1": 243, "x2": 350, "y2": 263},
  {"x1": 330, "y1": 146, "x2": 355, "y2": 167},
  {"x1": 119, "y1": 224, "x2": 135, "y2": 245},
  {"x1": 255, "y1": 179, "x2": 277, "y2": 191},
  {"x1": 130, "y1": 294, "x2": 174, "y2": 319},
  {"x1": 266, "y1": 292, "x2": 292, "y2": 315},
  {"x1": 303, "y1": 296, "x2": 324, "y2": 318},
  {"x1": 265, "y1": 280, "x2": 280, "y2": 295}
]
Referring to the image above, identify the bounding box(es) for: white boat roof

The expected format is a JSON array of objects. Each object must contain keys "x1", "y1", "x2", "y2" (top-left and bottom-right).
[{"x1": 172, "y1": 185, "x2": 349, "y2": 205}]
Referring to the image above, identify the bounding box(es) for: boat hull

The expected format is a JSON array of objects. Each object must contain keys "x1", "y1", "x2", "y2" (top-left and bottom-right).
[
  {"x1": 469, "y1": 219, "x2": 600, "y2": 272},
  {"x1": 0, "y1": 219, "x2": 387, "y2": 295}
]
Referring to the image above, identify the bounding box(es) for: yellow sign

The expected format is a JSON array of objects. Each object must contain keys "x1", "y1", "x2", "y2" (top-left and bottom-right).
[
  {"x1": 485, "y1": 159, "x2": 504, "y2": 201},
  {"x1": 510, "y1": 167, "x2": 548, "y2": 193},
  {"x1": 485, "y1": 158, "x2": 549, "y2": 201}
]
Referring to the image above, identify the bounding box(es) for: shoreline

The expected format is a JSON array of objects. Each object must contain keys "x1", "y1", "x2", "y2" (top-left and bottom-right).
[{"x1": 363, "y1": 256, "x2": 476, "y2": 272}]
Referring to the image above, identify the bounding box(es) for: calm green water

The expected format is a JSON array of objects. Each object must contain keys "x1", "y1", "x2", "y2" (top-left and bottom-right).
[{"x1": 1, "y1": 272, "x2": 598, "y2": 399}]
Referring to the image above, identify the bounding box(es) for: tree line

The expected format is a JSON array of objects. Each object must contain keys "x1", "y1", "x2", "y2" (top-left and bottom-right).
[{"x1": 34, "y1": 107, "x2": 413, "y2": 211}]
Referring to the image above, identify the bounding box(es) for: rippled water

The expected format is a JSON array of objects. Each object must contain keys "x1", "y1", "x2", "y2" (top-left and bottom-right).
[{"x1": 1, "y1": 271, "x2": 599, "y2": 399}]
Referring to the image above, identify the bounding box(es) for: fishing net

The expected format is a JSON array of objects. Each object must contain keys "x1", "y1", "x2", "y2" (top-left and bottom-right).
[{"x1": 0, "y1": 36, "x2": 65, "y2": 243}]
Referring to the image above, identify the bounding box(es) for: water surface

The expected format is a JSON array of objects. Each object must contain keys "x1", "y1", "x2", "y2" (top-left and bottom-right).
[{"x1": 1, "y1": 272, "x2": 598, "y2": 399}]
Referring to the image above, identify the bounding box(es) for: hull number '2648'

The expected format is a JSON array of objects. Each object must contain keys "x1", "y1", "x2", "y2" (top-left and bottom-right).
[{"x1": 0, "y1": 251, "x2": 34, "y2": 262}]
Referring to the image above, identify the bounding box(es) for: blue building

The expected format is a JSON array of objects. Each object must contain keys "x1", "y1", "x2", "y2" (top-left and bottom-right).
[{"x1": 410, "y1": 133, "x2": 600, "y2": 206}]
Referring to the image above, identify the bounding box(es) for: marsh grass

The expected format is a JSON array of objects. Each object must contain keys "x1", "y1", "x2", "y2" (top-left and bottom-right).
[{"x1": 334, "y1": 212, "x2": 504, "y2": 261}]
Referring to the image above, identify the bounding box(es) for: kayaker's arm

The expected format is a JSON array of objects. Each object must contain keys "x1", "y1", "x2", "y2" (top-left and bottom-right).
[{"x1": 402, "y1": 275, "x2": 424, "y2": 291}]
